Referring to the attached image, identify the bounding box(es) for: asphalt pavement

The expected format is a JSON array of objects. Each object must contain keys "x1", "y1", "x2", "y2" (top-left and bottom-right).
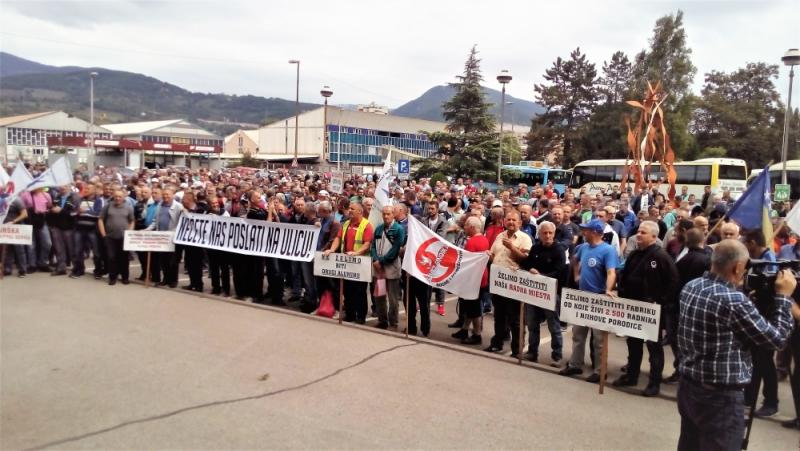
[{"x1": 2, "y1": 269, "x2": 799, "y2": 450}]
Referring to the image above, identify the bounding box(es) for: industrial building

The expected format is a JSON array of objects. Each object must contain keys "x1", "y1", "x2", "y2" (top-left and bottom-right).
[
  {"x1": 0, "y1": 111, "x2": 111, "y2": 165},
  {"x1": 256, "y1": 106, "x2": 448, "y2": 167}
]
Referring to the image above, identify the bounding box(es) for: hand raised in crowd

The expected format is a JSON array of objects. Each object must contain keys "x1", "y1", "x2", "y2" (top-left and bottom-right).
[{"x1": 775, "y1": 269, "x2": 797, "y2": 297}]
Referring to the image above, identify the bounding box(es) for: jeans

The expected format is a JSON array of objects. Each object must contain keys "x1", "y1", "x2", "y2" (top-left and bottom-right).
[
  {"x1": 3, "y1": 244, "x2": 28, "y2": 273},
  {"x1": 480, "y1": 287, "x2": 492, "y2": 313},
  {"x1": 265, "y1": 257, "x2": 284, "y2": 304},
  {"x1": 526, "y1": 305, "x2": 563, "y2": 360},
  {"x1": 50, "y1": 228, "x2": 73, "y2": 273},
  {"x1": 290, "y1": 261, "x2": 303, "y2": 297},
  {"x1": 72, "y1": 227, "x2": 99, "y2": 276},
  {"x1": 373, "y1": 277, "x2": 402, "y2": 326},
  {"x1": 491, "y1": 294, "x2": 520, "y2": 352},
  {"x1": 434, "y1": 287, "x2": 445, "y2": 306},
  {"x1": 299, "y1": 261, "x2": 317, "y2": 304},
  {"x1": 105, "y1": 236, "x2": 129, "y2": 282},
  {"x1": 568, "y1": 325, "x2": 604, "y2": 374},
  {"x1": 408, "y1": 277, "x2": 431, "y2": 335},
  {"x1": 27, "y1": 224, "x2": 51, "y2": 268},
  {"x1": 208, "y1": 249, "x2": 231, "y2": 294},
  {"x1": 343, "y1": 280, "x2": 368, "y2": 322},
  {"x1": 625, "y1": 337, "x2": 664, "y2": 384},
  {"x1": 678, "y1": 377, "x2": 745, "y2": 451},
  {"x1": 745, "y1": 348, "x2": 778, "y2": 409}
]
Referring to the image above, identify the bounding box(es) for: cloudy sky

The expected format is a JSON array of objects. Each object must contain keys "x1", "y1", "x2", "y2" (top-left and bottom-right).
[{"x1": 0, "y1": 0, "x2": 797, "y2": 107}]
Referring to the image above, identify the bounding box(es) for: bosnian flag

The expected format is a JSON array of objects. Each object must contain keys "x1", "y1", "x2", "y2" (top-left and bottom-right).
[
  {"x1": 402, "y1": 215, "x2": 489, "y2": 299},
  {"x1": 727, "y1": 166, "x2": 772, "y2": 244}
]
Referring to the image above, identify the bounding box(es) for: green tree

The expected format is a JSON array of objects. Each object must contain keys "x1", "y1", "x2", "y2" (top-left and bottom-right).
[
  {"x1": 691, "y1": 63, "x2": 783, "y2": 167},
  {"x1": 527, "y1": 47, "x2": 597, "y2": 166},
  {"x1": 414, "y1": 46, "x2": 501, "y2": 181},
  {"x1": 598, "y1": 51, "x2": 633, "y2": 104},
  {"x1": 630, "y1": 10, "x2": 698, "y2": 158}
]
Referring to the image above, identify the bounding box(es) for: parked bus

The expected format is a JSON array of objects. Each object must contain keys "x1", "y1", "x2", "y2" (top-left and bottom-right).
[
  {"x1": 568, "y1": 158, "x2": 748, "y2": 199},
  {"x1": 501, "y1": 161, "x2": 572, "y2": 196},
  {"x1": 747, "y1": 160, "x2": 800, "y2": 200}
]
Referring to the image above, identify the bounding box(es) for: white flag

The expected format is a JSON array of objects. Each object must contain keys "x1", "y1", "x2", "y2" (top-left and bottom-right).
[
  {"x1": 0, "y1": 167, "x2": 8, "y2": 188},
  {"x1": 784, "y1": 201, "x2": 800, "y2": 236},
  {"x1": 8, "y1": 164, "x2": 33, "y2": 198},
  {"x1": 370, "y1": 149, "x2": 394, "y2": 228},
  {"x1": 27, "y1": 157, "x2": 73, "y2": 191},
  {"x1": 402, "y1": 215, "x2": 489, "y2": 299}
]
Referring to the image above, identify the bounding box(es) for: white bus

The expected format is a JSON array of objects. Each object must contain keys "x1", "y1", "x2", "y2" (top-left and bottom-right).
[
  {"x1": 568, "y1": 158, "x2": 748, "y2": 199},
  {"x1": 747, "y1": 160, "x2": 800, "y2": 201}
]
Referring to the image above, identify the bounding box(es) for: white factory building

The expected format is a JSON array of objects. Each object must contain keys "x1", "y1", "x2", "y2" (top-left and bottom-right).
[
  {"x1": 255, "y1": 106, "x2": 448, "y2": 167},
  {"x1": 0, "y1": 111, "x2": 111, "y2": 165}
]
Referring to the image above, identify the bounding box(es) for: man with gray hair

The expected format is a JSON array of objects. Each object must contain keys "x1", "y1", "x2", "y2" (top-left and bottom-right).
[
  {"x1": 676, "y1": 239, "x2": 796, "y2": 450},
  {"x1": 613, "y1": 220, "x2": 679, "y2": 396}
]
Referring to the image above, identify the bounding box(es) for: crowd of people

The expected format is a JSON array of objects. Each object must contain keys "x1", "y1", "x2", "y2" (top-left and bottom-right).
[{"x1": 3, "y1": 161, "x2": 800, "y2": 445}]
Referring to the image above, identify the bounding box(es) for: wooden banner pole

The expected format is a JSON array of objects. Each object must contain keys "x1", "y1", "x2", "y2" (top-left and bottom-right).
[
  {"x1": 599, "y1": 331, "x2": 609, "y2": 395},
  {"x1": 703, "y1": 215, "x2": 726, "y2": 243},
  {"x1": 518, "y1": 302, "x2": 525, "y2": 364},
  {"x1": 145, "y1": 251, "x2": 152, "y2": 288}
]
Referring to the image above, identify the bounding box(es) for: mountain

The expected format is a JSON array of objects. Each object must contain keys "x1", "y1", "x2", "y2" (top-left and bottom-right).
[
  {"x1": 392, "y1": 84, "x2": 544, "y2": 126},
  {"x1": 0, "y1": 52, "x2": 321, "y2": 137}
]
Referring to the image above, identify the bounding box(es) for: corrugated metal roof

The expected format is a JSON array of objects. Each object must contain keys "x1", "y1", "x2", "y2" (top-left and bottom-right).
[
  {"x1": 0, "y1": 111, "x2": 57, "y2": 127},
  {"x1": 103, "y1": 119, "x2": 184, "y2": 136}
]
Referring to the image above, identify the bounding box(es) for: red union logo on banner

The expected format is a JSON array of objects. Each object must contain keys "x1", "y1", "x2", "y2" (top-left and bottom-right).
[{"x1": 414, "y1": 237, "x2": 460, "y2": 284}]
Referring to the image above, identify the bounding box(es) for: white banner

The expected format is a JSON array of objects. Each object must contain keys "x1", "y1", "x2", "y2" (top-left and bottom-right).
[
  {"x1": 401, "y1": 215, "x2": 489, "y2": 299},
  {"x1": 124, "y1": 230, "x2": 175, "y2": 252},
  {"x1": 490, "y1": 266, "x2": 557, "y2": 311},
  {"x1": 330, "y1": 171, "x2": 344, "y2": 194},
  {"x1": 0, "y1": 224, "x2": 33, "y2": 245},
  {"x1": 560, "y1": 288, "x2": 661, "y2": 341},
  {"x1": 173, "y1": 212, "x2": 320, "y2": 262},
  {"x1": 313, "y1": 251, "x2": 372, "y2": 282}
]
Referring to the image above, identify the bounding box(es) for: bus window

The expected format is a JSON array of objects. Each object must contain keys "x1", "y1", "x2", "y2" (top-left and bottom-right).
[
  {"x1": 595, "y1": 165, "x2": 616, "y2": 182},
  {"x1": 521, "y1": 172, "x2": 545, "y2": 186},
  {"x1": 570, "y1": 167, "x2": 595, "y2": 187},
  {"x1": 549, "y1": 170, "x2": 570, "y2": 185},
  {"x1": 696, "y1": 165, "x2": 712, "y2": 184},
  {"x1": 719, "y1": 164, "x2": 746, "y2": 180}
]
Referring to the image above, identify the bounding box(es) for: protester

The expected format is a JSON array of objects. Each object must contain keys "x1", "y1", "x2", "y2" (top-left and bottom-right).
[
  {"x1": 677, "y1": 239, "x2": 796, "y2": 450},
  {"x1": 98, "y1": 189, "x2": 135, "y2": 285},
  {"x1": 451, "y1": 216, "x2": 490, "y2": 345},
  {"x1": 614, "y1": 221, "x2": 679, "y2": 396},
  {"x1": 370, "y1": 205, "x2": 405, "y2": 329},
  {"x1": 337, "y1": 202, "x2": 373, "y2": 324}
]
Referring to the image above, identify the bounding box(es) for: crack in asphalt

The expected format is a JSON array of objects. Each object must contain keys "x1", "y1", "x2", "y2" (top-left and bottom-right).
[{"x1": 24, "y1": 342, "x2": 419, "y2": 450}]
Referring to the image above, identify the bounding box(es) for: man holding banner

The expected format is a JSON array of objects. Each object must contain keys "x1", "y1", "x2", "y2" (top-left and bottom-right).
[
  {"x1": 485, "y1": 210, "x2": 532, "y2": 356},
  {"x1": 517, "y1": 221, "x2": 567, "y2": 363},
  {"x1": 613, "y1": 221, "x2": 679, "y2": 396},
  {"x1": 560, "y1": 219, "x2": 618, "y2": 382},
  {"x1": 338, "y1": 202, "x2": 373, "y2": 323}
]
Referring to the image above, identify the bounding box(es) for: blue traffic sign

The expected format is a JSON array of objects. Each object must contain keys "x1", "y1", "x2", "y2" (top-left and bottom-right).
[{"x1": 398, "y1": 159, "x2": 410, "y2": 174}]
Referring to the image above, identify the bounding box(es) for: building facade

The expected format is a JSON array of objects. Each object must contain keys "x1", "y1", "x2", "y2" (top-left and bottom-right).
[
  {"x1": 258, "y1": 107, "x2": 447, "y2": 166},
  {"x1": 0, "y1": 111, "x2": 111, "y2": 164},
  {"x1": 223, "y1": 129, "x2": 259, "y2": 156}
]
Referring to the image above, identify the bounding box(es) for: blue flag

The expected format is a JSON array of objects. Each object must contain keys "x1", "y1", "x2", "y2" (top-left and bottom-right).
[{"x1": 726, "y1": 166, "x2": 772, "y2": 240}]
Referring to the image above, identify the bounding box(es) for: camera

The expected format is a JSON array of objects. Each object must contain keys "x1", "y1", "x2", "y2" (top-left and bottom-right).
[{"x1": 744, "y1": 259, "x2": 800, "y2": 312}]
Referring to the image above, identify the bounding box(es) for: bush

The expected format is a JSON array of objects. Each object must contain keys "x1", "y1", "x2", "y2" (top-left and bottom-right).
[{"x1": 430, "y1": 172, "x2": 448, "y2": 188}]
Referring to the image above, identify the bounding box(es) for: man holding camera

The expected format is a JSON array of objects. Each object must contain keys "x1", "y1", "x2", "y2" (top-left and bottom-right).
[{"x1": 677, "y1": 239, "x2": 796, "y2": 451}]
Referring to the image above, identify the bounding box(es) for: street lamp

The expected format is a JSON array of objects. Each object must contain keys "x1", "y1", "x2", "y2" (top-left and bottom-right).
[
  {"x1": 506, "y1": 101, "x2": 515, "y2": 164},
  {"x1": 320, "y1": 85, "x2": 333, "y2": 164},
  {"x1": 289, "y1": 60, "x2": 300, "y2": 168},
  {"x1": 496, "y1": 69, "x2": 512, "y2": 185},
  {"x1": 90, "y1": 71, "x2": 98, "y2": 170},
  {"x1": 781, "y1": 48, "x2": 800, "y2": 185}
]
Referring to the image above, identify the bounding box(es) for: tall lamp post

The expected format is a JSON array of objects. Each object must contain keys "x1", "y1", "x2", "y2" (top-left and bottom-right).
[
  {"x1": 89, "y1": 71, "x2": 98, "y2": 170},
  {"x1": 506, "y1": 101, "x2": 515, "y2": 164},
  {"x1": 496, "y1": 70, "x2": 512, "y2": 185},
  {"x1": 320, "y1": 85, "x2": 333, "y2": 164},
  {"x1": 289, "y1": 59, "x2": 300, "y2": 167},
  {"x1": 781, "y1": 48, "x2": 800, "y2": 184}
]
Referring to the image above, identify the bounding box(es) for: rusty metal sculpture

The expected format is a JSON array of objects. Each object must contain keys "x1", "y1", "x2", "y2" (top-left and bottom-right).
[{"x1": 620, "y1": 81, "x2": 677, "y2": 201}]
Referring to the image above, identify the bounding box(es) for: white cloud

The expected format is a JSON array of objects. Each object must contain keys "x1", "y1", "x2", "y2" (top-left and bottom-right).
[{"x1": 0, "y1": 0, "x2": 797, "y2": 107}]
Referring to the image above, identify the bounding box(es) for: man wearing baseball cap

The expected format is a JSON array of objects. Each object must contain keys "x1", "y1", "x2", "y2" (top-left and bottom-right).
[{"x1": 559, "y1": 218, "x2": 618, "y2": 383}]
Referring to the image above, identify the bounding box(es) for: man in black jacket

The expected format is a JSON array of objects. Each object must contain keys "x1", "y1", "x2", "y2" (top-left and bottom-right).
[
  {"x1": 518, "y1": 221, "x2": 567, "y2": 363},
  {"x1": 48, "y1": 185, "x2": 79, "y2": 276},
  {"x1": 613, "y1": 220, "x2": 679, "y2": 396}
]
